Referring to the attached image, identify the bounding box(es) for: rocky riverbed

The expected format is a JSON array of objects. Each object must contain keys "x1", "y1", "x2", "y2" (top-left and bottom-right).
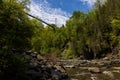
[
  {"x1": 58, "y1": 57, "x2": 120, "y2": 80},
  {"x1": 66, "y1": 67, "x2": 120, "y2": 80},
  {"x1": 23, "y1": 51, "x2": 120, "y2": 80}
]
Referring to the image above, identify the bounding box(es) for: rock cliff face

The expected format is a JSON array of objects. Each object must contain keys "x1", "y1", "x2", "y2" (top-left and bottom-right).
[{"x1": 24, "y1": 51, "x2": 69, "y2": 80}]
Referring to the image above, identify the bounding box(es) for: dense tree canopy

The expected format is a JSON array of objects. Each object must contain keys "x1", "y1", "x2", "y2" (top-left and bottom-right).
[
  {"x1": 0, "y1": 0, "x2": 120, "y2": 58},
  {"x1": 0, "y1": 0, "x2": 33, "y2": 52},
  {"x1": 30, "y1": 0, "x2": 120, "y2": 59}
]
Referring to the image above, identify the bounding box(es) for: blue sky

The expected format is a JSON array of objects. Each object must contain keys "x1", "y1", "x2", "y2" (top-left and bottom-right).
[
  {"x1": 45, "y1": 0, "x2": 91, "y2": 14},
  {"x1": 30, "y1": 0, "x2": 96, "y2": 26}
]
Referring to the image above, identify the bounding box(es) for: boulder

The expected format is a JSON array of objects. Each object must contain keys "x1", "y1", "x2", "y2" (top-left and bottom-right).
[
  {"x1": 23, "y1": 51, "x2": 69, "y2": 80},
  {"x1": 54, "y1": 65, "x2": 66, "y2": 73},
  {"x1": 37, "y1": 54, "x2": 44, "y2": 60}
]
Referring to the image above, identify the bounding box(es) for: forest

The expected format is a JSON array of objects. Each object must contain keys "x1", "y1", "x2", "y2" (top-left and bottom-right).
[{"x1": 0, "y1": 0, "x2": 120, "y2": 79}]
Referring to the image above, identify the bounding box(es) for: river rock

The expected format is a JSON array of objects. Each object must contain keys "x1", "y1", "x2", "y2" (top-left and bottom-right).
[
  {"x1": 103, "y1": 57, "x2": 109, "y2": 60},
  {"x1": 103, "y1": 71, "x2": 114, "y2": 78},
  {"x1": 112, "y1": 67, "x2": 120, "y2": 70},
  {"x1": 30, "y1": 53, "x2": 37, "y2": 58},
  {"x1": 37, "y1": 54, "x2": 43, "y2": 60},
  {"x1": 54, "y1": 65, "x2": 66, "y2": 73},
  {"x1": 88, "y1": 67, "x2": 101, "y2": 73},
  {"x1": 26, "y1": 50, "x2": 32, "y2": 55},
  {"x1": 24, "y1": 51, "x2": 69, "y2": 80}
]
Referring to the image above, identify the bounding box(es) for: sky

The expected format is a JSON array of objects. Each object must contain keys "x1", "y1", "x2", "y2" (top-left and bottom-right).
[{"x1": 30, "y1": 0, "x2": 97, "y2": 26}]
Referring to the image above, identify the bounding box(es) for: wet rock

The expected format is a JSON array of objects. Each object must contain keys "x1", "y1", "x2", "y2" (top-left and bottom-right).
[
  {"x1": 112, "y1": 70, "x2": 120, "y2": 73},
  {"x1": 30, "y1": 53, "x2": 37, "y2": 58},
  {"x1": 37, "y1": 54, "x2": 43, "y2": 60},
  {"x1": 26, "y1": 50, "x2": 32, "y2": 55},
  {"x1": 64, "y1": 65, "x2": 75, "y2": 68},
  {"x1": 91, "y1": 76, "x2": 98, "y2": 80},
  {"x1": 33, "y1": 52, "x2": 38, "y2": 54},
  {"x1": 112, "y1": 67, "x2": 120, "y2": 70},
  {"x1": 79, "y1": 55, "x2": 84, "y2": 60},
  {"x1": 80, "y1": 60, "x2": 87, "y2": 64},
  {"x1": 47, "y1": 64, "x2": 53, "y2": 68},
  {"x1": 97, "y1": 62, "x2": 104, "y2": 66},
  {"x1": 103, "y1": 57, "x2": 109, "y2": 60},
  {"x1": 52, "y1": 74, "x2": 59, "y2": 80},
  {"x1": 54, "y1": 65, "x2": 66, "y2": 73},
  {"x1": 88, "y1": 67, "x2": 101, "y2": 73},
  {"x1": 91, "y1": 74, "x2": 98, "y2": 80},
  {"x1": 103, "y1": 71, "x2": 114, "y2": 78}
]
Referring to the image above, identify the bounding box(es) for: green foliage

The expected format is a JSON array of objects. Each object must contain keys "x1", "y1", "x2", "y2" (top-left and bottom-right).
[
  {"x1": 0, "y1": 0, "x2": 33, "y2": 79},
  {"x1": 31, "y1": 24, "x2": 67, "y2": 55},
  {"x1": 0, "y1": 0, "x2": 33, "y2": 51},
  {"x1": 30, "y1": 0, "x2": 120, "y2": 59},
  {"x1": 65, "y1": 11, "x2": 88, "y2": 56},
  {"x1": 62, "y1": 0, "x2": 120, "y2": 58},
  {"x1": 63, "y1": 42, "x2": 76, "y2": 59},
  {"x1": 1, "y1": 0, "x2": 120, "y2": 65},
  {"x1": 110, "y1": 19, "x2": 120, "y2": 47}
]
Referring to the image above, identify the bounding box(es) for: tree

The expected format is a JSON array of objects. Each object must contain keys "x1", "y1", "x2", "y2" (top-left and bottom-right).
[
  {"x1": 65, "y1": 11, "x2": 88, "y2": 58},
  {"x1": 0, "y1": 0, "x2": 33, "y2": 79},
  {"x1": 30, "y1": 19, "x2": 44, "y2": 52},
  {"x1": 0, "y1": 0, "x2": 33, "y2": 52}
]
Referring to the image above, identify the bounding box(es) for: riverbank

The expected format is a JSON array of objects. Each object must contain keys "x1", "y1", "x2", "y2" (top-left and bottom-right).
[
  {"x1": 58, "y1": 53, "x2": 120, "y2": 80},
  {"x1": 23, "y1": 51, "x2": 120, "y2": 80}
]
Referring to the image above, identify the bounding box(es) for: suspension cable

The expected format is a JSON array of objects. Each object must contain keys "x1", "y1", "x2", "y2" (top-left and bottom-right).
[{"x1": 26, "y1": 13, "x2": 55, "y2": 30}]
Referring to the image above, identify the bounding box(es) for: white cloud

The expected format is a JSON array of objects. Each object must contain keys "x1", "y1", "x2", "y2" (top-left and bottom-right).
[
  {"x1": 80, "y1": 0, "x2": 96, "y2": 6},
  {"x1": 80, "y1": 0, "x2": 106, "y2": 6},
  {"x1": 29, "y1": 0, "x2": 70, "y2": 27}
]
